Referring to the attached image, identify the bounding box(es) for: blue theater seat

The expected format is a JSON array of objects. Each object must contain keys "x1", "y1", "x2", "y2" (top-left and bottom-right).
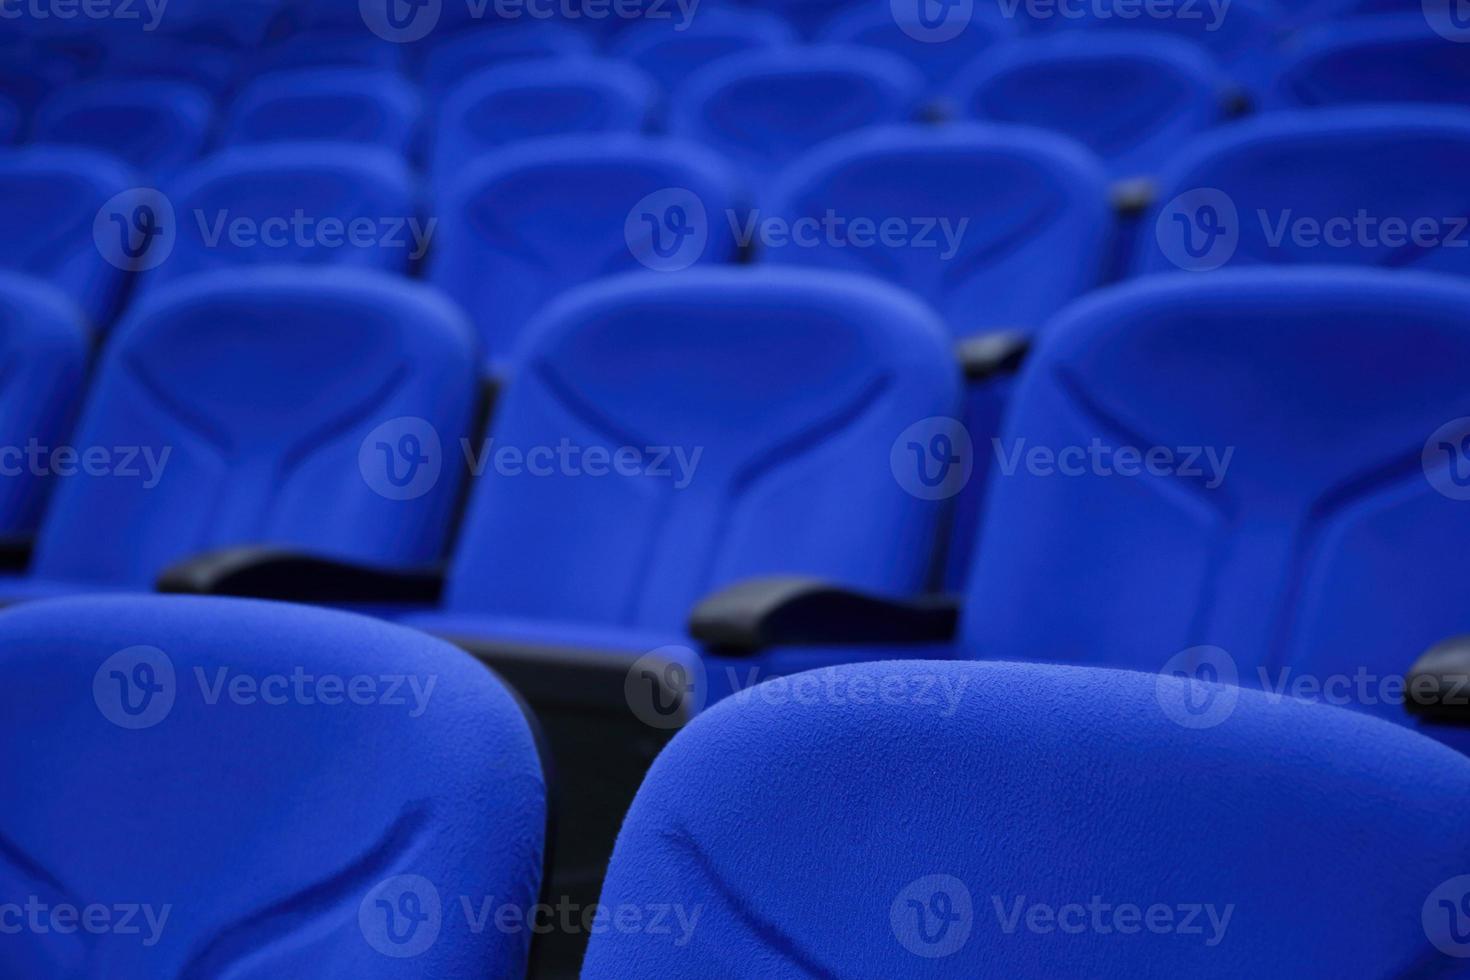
[
  {"x1": 98, "y1": 37, "x2": 238, "y2": 98},
  {"x1": 431, "y1": 59, "x2": 656, "y2": 177},
  {"x1": 150, "y1": 0, "x2": 280, "y2": 47},
  {"x1": 584, "y1": 658, "x2": 1470, "y2": 976},
  {"x1": 819, "y1": 1, "x2": 1016, "y2": 93},
  {"x1": 252, "y1": 31, "x2": 405, "y2": 75},
  {"x1": 402, "y1": 267, "x2": 957, "y2": 645},
  {"x1": 419, "y1": 22, "x2": 594, "y2": 94},
  {"x1": 1271, "y1": 17, "x2": 1470, "y2": 108},
  {"x1": 1135, "y1": 106, "x2": 1470, "y2": 278},
  {"x1": 0, "y1": 268, "x2": 478, "y2": 598},
  {"x1": 225, "y1": 69, "x2": 420, "y2": 154},
  {"x1": 769, "y1": 124, "x2": 1112, "y2": 340},
  {"x1": 669, "y1": 46, "x2": 923, "y2": 185},
  {"x1": 430, "y1": 135, "x2": 743, "y2": 364},
  {"x1": 612, "y1": 8, "x2": 796, "y2": 94},
  {"x1": 0, "y1": 273, "x2": 90, "y2": 537},
  {"x1": 1019, "y1": 0, "x2": 1280, "y2": 101},
  {"x1": 950, "y1": 35, "x2": 1223, "y2": 179},
  {"x1": 0, "y1": 147, "x2": 138, "y2": 327},
  {"x1": 741, "y1": 0, "x2": 867, "y2": 37},
  {"x1": 0, "y1": 594, "x2": 546, "y2": 978},
  {"x1": 30, "y1": 80, "x2": 214, "y2": 181},
  {"x1": 150, "y1": 143, "x2": 420, "y2": 289}
]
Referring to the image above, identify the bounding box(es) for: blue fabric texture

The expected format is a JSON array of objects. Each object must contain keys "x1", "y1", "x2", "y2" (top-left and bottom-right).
[
  {"x1": 0, "y1": 594, "x2": 545, "y2": 978},
  {"x1": 31, "y1": 80, "x2": 213, "y2": 180},
  {"x1": 585, "y1": 658, "x2": 1470, "y2": 975},
  {"x1": 225, "y1": 68, "x2": 421, "y2": 154}
]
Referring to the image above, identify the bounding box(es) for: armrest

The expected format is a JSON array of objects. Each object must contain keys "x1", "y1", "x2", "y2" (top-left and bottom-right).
[
  {"x1": 1406, "y1": 636, "x2": 1470, "y2": 724},
  {"x1": 156, "y1": 547, "x2": 445, "y2": 604},
  {"x1": 957, "y1": 329, "x2": 1030, "y2": 383},
  {"x1": 688, "y1": 576, "x2": 960, "y2": 655},
  {"x1": 1111, "y1": 178, "x2": 1157, "y2": 218},
  {"x1": 0, "y1": 535, "x2": 33, "y2": 572}
]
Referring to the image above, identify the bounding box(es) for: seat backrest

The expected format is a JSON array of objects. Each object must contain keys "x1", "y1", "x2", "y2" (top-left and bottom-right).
[
  {"x1": 584, "y1": 658, "x2": 1470, "y2": 976},
  {"x1": 151, "y1": 143, "x2": 420, "y2": 290},
  {"x1": 31, "y1": 80, "x2": 214, "y2": 180},
  {"x1": 252, "y1": 31, "x2": 405, "y2": 75},
  {"x1": 0, "y1": 272, "x2": 90, "y2": 536},
  {"x1": 950, "y1": 34, "x2": 1222, "y2": 179},
  {"x1": 0, "y1": 594, "x2": 545, "y2": 978},
  {"x1": 429, "y1": 135, "x2": 743, "y2": 363},
  {"x1": 30, "y1": 268, "x2": 478, "y2": 588},
  {"x1": 768, "y1": 124, "x2": 1111, "y2": 338},
  {"x1": 669, "y1": 46, "x2": 923, "y2": 186},
  {"x1": 431, "y1": 59, "x2": 655, "y2": 178},
  {"x1": 964, "y1": 268, "x2": 1470, "y2": 737},
  {"x1": 442, "y1": 268, "x2": 959, "y2": 629},
  {"x1": 225, "y1": 68, "x2": 420, "y2": 154},
  {"x1": 1134, "y1": 107, "x2": 1470, "y2": 278},
  {"x1": 612, "y1": 9, "x2": 795, "y2": 93},
  {"x1": 1271, "y1": 17, "x2": 1470, "y2": 108},
  {"x1": 419, "y1": 21, "x2": 593, "y2": 93},
  {"x1": 100, "y1": 36, "x2": 238, "y2": 98},
  {"x1": 0, "y1": 146, "x2": 138, "y2": 326},
  {"x1": 818, "y1": 2, "x2": 1015, "y2": 91}
]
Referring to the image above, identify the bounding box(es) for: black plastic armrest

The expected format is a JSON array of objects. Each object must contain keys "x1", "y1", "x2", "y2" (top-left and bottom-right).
[
  {"x1": 957, "y1": 329, "x2": 1031, "y2": 383},
  {"x1": 1406, "y1": 637, "x2": 1470, "y2": 724},
  {"x1": 156, "y1": 547, "x2": 445, "y2": 604},
  {"x1": 688, "y1": 576, "x2": 960, "y2": 655},
  {"x1": 0, "y1": 535, "x2": 33, "y2": 572},
  {"x1": 1111, "y1": 177, "x2": 1157, "y2": 218}
]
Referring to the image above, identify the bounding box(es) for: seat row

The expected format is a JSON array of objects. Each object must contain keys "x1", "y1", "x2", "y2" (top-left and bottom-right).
[
  {"x1": 5, "y1": 16, "x2": 1465, "y2": 181},
  {"x1": 5, "y1": 257, "x2": 1470, "y2": 970}
]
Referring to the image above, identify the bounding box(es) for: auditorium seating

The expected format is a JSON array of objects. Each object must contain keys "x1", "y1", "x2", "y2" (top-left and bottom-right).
[
  {"x1": 0, "y1": 269, "x2": 478, "y2": 598},
  {"x1": 1271, "y1": 16, "x2": 1470, "y2": 107},
  {"x1": 612, "y1": 8, "x2": 796, "y2": 94},
  {"x1": 818, "y1": 1, "x2": 1015, "y2": 94},
  {"x1": 0, "y1": 594, "x2": 546, "y2": 977},
  {"x1": 584, "y1": 658, "x2": 1470, "y2": 975},
  {"x1": 430, "y1": 135, "x2": 744, "y2": 363},
  {"x1": 29, "y1": 80, "x2": 213, "y2": 180},
  {"x1": 225, "y1": 68, "x2": 420, "y2": 153}
]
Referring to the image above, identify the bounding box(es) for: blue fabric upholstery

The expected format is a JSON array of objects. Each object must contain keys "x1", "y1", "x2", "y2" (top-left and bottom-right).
[
  {"x1": 149, "y1": 143, "x2": 419, "y2": 290},
  {"x1": 965, "y1": 268, "x2": 1470, "y2": 752},
  {"x1": 431, "y1": 59, "x2": 656, "y2": 178},
  {"x1": 1135, "y1": 106, "x2": 1470, "y2": 278},
  {"x1": 669, "y1": 46, "x2": 923, "y2": 186},
  {"x1": 21, "y1": 267, "x2": 478, "y2": 590},
  {"x1": 0, "y1": 96, "x2": 17, "y2": 144},
  {"x1": 0, "y1": 146, "x2": 138, "y2": 328},
  {"x1": 739, "y1": 0, "x2": 866, "y2": 37},
  {"x1": 225, "y1": 69, "x2": 420, "y2": 154},
  {"x1": 1271, "y1": 16, "x2": 1470, "y2": 108},
  {"x1": 0, "y1": 272, "x2": 90, "y2": 536},
  {"x1": 30, "y1": 80, "x2": 213, "y2": 181},
  {"x1": 407, "y1": 267, "x2": 958, "y2": 639},
  {"x1": 612, "y1": 9, "x2": 796, "y2": 94},
  {"x1": 429, "y1": 135, "x2": 743, "y2": 364},
  {"x1": 252, "y1": 32, "x2": 405, "y2": 75},
  {"x1": 98, "y1": 37, "x2": 239, "y2": 98},
  {"x1": 0, "y1": 594, "x2": 545, "y2": 978},
  {"x1": 950, "y1": 34, "x2": 1223, "y2": 178},
  {"x1": 419, "y1": 22, "x2": 593, "y2": 93},
  {"x1": 584, "y1": 658, "x2": 1470, "y2": 975},
  {"x1": 768, "y1": 123, "x2": 1111, "y2": 340},
  {"x1": 818, "y1": 1, "x2": 1016, "y2": 92}
]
